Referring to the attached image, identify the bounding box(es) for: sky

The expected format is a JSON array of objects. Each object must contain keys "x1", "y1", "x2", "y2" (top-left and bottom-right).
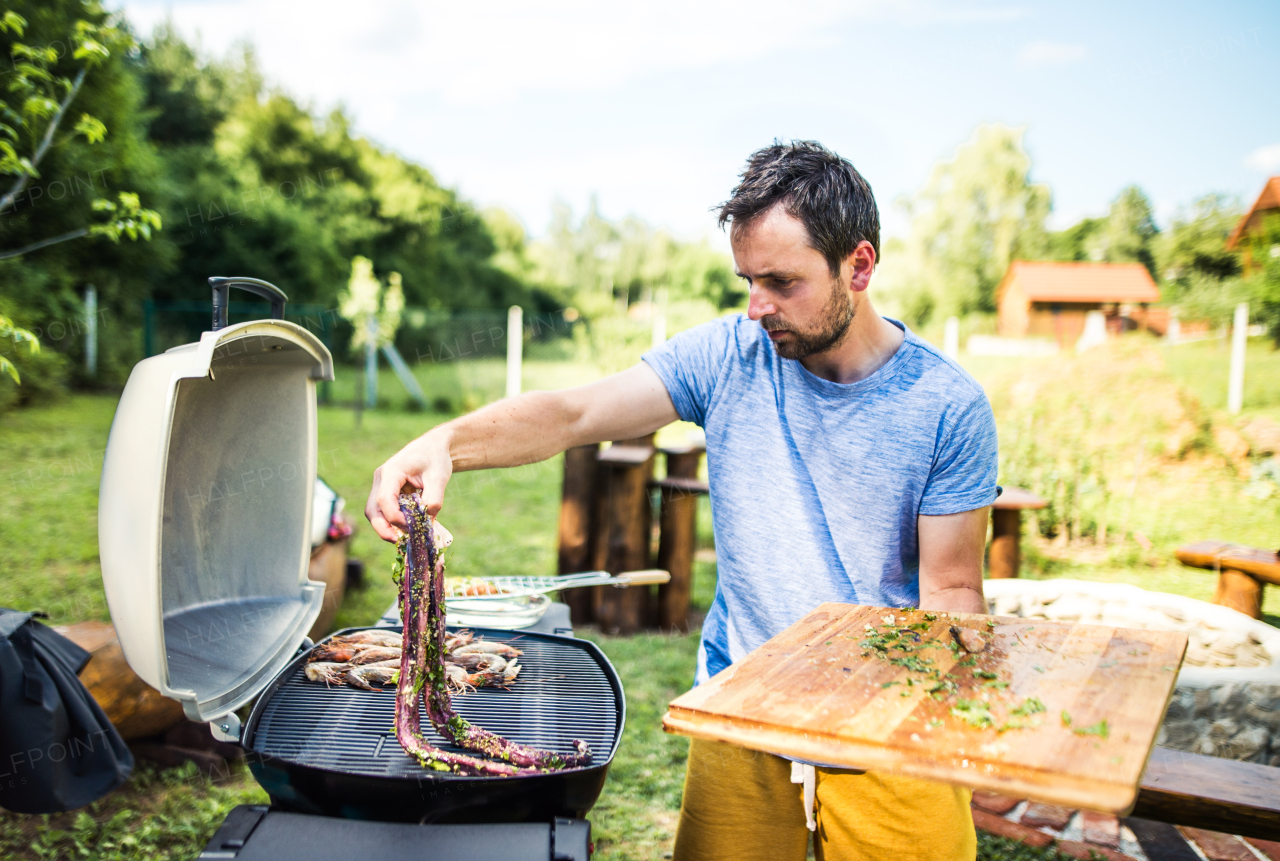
[{"x1": 117, "y1": 0, "x2": 1280, "y2": 248}]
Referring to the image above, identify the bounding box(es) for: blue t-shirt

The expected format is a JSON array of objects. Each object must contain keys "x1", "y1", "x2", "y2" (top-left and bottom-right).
[{"x1": 642, "y1": 314, "x2": 999, "y2": 684}]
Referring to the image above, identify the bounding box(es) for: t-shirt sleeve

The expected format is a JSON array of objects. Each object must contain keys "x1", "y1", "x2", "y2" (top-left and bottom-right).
[
  {"x1": 919, "y1": 393, "x2": 1000, "y2": 516},
  {"x1": 641, "y1": 317, "x2": 735, "y2": 427}
]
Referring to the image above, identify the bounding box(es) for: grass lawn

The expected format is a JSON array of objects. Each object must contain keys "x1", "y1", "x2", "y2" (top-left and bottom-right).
[{"x1": 2, "y1": 337, "x2": 1278, "y2": 858}]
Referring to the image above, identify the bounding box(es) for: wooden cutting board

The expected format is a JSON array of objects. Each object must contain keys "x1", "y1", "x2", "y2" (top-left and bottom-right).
[{"x1": 663, "y1": 603, "x2": 1187, "y2": 812}]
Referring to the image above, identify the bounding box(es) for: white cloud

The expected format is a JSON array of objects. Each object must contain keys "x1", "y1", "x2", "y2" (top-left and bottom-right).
[
  {"x1": 121, "y1": 0, "x2": 858, "y2": 106},
  {"x1": 1244, "y1": 142, "x2": 1280, "y2": 174},
  {"x1": 1015, "y1": 41, "x2": 1088, "y2": 68}
]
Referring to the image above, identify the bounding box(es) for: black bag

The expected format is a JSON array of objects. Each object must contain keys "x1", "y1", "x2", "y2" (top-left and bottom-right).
[{"x1": 0, "y1": 609, "x2": 133, "y2": 813}]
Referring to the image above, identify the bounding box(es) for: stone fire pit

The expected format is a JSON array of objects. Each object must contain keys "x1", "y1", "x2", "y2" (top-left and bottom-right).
[{"x1": 983, "y1": 578, "x2": 1280, "y2": 766}]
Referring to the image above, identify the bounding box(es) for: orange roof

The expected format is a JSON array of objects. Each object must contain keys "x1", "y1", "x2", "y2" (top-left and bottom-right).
[
  {"x1": 1227, "y1": 176, "x2": 1280, "y2": 250},
  {"x1": 998, "y1": 260, "x2": 1160, "y2": 304}
]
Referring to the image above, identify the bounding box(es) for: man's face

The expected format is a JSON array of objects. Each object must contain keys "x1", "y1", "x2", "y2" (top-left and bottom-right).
[{"x1": 731, "y1": 205, "x2": 855, "y2": 360}]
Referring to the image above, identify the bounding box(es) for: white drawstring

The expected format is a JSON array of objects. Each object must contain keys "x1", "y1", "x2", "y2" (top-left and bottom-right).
[{"x1": 789, "y1": 761, "x2": 817, "y2": 831}]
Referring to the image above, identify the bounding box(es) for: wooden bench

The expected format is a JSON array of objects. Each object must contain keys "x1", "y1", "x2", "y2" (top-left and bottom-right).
[
  {"x1": 1134, "y1": 746, "x2": 1280, "y2": 842},
  {"x1": 1174, "y1": 540, "x2": 1280, "y2": 620},
  {"x1": 988, "y1": 486, "x2": 1048, "y2": 579}
]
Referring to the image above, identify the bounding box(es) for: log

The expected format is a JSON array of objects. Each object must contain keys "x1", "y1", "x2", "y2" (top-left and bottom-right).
[
  {"x1": 655, "y1": 483, "x2": 698, "y2": 630},
  {"x1": 54, "y1": 621, "x2": 185, "y2": 741},
  {"x1": 652, "y1": 444, "x2": 707, "y2": 630},
  {"x1": 558, "y1": 443, "x2": 601, "y2": 625},
  {"x1": 988, "y1": 508, "x2": 1022, "y2": 579},
  {"x1": 591, "y1": 438, "x2": 656, "y2": 634},
  {"x1": 1212, "y1": 568, "x2": 1264, "y2": 620}
]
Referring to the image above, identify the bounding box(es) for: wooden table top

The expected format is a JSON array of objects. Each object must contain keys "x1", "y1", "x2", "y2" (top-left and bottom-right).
[
  {"x1": 1175, "y1": 541, "x2": 1280, "y2": 585},
  {"x1": 664, "y1": 603, "x2": 1187, "y2": 813}
]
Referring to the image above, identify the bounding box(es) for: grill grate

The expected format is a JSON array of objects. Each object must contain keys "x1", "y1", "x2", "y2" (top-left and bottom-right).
[{"x1": 249, "y1": 631, "x2": 620, "y2": 778}]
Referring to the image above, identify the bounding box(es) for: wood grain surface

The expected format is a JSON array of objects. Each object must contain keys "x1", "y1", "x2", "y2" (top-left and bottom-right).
[
  {"x1": 1133, "y1": 747, "x2": 1280, "y2": 842},
  {"x1": 663, "y1": 603, "x2": 1187, "y2": 813}
]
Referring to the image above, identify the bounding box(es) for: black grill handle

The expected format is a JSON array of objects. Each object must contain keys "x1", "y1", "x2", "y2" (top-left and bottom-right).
[{"x1": 208, "y1": 277, "x2": 288, "y2": 331}]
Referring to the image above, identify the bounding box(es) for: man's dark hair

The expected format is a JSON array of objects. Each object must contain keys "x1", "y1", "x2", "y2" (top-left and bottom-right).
[{"x1": 718, "y1": 140, "x2": 880, "y2": 276}]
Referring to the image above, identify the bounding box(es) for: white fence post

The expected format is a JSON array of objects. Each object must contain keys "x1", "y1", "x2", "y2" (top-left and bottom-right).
[
  {"x1": 506, "y1": 305, "x2": 523, "y2": 398},
  {"x1": 364, "y1": 315, "x2": 378, "y2": 408},
  {"x1": 943, "y1": 316, "x2": 959, "y2": 359},
  {"x1": 1228, "y1": 302, "x2": 1248, "y2": 414},
  {"x1": 652, "y1": 288, "x2": 668, "y2": 350},
  {"x1": 84, "y1": 285, "x2": 97, "y2": 378}
]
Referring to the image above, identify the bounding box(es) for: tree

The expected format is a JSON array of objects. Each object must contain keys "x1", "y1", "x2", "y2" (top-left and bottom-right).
[
  {"x1": 878, "y1": 124, "x2": 1050, "y2": 324},
  {"x1": 1104, "y1": 185, "x2": 1157, "y2": 276},
  {"x1": 529, "y1": 197, "x2": 738, "y2": 316},
  {"x1": 1045, "y1": 185, "x2": 1158, "y2": 276},
  {"x1": 1240, "y1": 212, "x2": 1280, "y2": 344},
  {"x1": 0, "y1": 3, "x2": 161, "y2": 260}
]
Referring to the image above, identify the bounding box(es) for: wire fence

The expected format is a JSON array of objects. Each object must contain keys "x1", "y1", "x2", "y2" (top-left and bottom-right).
[{"x1": 142, "y1": 302, "x2": 647, "y2": 412}]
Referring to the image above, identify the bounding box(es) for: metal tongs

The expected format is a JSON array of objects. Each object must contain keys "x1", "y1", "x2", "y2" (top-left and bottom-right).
[{"x1": 444, "y1": 569, "x2": 670, "y2": 601}]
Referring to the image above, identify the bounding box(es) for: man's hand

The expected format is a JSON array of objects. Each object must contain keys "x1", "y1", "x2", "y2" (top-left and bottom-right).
[
  {"x1": 917, "y1": 506, "x2": 990, "y2": 614},
  {"x1": 365, "y1": 362, "x2": 678, "y2": 542},
  {"x1": 365, "y1": 429, "x2": 454, "y2": 541}
]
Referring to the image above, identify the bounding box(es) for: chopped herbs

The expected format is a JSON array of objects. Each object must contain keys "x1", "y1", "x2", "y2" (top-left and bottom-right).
[
  {"x1": 1061, "y1": 711, "x2": 1072, "y2": 727},
  {"x1": 1011, "y1": 697, "x2": 1046, "y2": 717},
  {"x1": 1073, "y1": 719, "x2": 1110, "y2": 739},
  {"x1": 951, "y1": 698, "x2": 996, "y2": 728}
]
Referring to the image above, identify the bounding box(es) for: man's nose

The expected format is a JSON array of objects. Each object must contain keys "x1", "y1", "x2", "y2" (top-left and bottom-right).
[{"x1": 747, "y1": 287, "x2": 775, "y2": 321}]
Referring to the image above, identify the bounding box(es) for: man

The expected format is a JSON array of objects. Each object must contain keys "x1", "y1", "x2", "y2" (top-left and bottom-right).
[{"x1": 366, "y1": 140, "x2": 997, "y2": 861}]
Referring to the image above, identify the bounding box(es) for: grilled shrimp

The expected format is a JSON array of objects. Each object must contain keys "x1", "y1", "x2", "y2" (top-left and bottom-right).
[
  {"x1": 450, "y1": 641, "x2": 522, "y2": 659},
  {"x1": 349, "y1": 646, "x2": 402, "y2": 665},
  {"x1": 502, "y1": 659, "x2": 521, "y2": 683},
  {"x1": 345, "y1": 665, "x2": 400, "y2": 691},
  {"x1": 445, "y1": 663, "x2": 477, "y2": 694},
  {"x1": 304, "y1": 661, "x2": 350, "y2": 686},
  {"x1": 309, "y1": 643, "x2": 363, "y2": 663},
  {"x1": 342, "y1": 630, "x2": 402, "y2": 647},
  {"x1": 448, "y1": 653, "x2": 507, "y2": 673},
  {"x1": 444, "y1": 630, "x2": 475, "y2": 652}
]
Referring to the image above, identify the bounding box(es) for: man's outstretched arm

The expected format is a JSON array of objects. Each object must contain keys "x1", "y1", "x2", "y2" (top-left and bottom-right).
[{"x1": 365, "y1": 362, "x2": 678, "y2": 541}]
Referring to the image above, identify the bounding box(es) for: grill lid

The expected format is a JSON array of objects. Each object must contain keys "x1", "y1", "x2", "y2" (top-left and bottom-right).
[{"x1": 98, "y1": 278, "x2": 335, "y2": 723}]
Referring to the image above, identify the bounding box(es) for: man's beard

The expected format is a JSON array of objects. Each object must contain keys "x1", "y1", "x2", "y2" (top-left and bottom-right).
[{"x1": 761, "y1": 279, "x2": 855, "y2": 360}]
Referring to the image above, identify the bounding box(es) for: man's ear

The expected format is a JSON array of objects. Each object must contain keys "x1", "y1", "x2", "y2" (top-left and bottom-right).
[{"x1": 847, "y1": 241, "x2": 877, "y2": 293}]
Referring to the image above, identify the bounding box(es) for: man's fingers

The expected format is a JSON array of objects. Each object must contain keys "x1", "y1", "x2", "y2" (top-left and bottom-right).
[
  {"x1": 419, "y1": 461, "x2": 451, "y2": 517},
  {"x1": 364, "y1": 466, "x2": 403, "y2": 542}
]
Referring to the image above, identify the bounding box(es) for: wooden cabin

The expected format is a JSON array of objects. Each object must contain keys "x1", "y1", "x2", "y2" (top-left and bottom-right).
[
  {"x1": 996, "y1": 261, "x2": 1161, "y2": 348},
  {"x1": 1227, "y1": 175, "x2": 1280, "y2": 272}
]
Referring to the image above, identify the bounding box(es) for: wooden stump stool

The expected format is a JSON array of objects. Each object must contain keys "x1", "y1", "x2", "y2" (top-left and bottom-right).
[
  {"x1": 988, "y1": 486, "x2": 1048, "y2": 579},
  {"x1": 1175, "y1": 541, "x2": 1280, "y2": 620}
]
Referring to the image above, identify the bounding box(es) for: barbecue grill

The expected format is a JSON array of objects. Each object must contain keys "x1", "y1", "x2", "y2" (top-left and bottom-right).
[{"x1": 96, "y1": 278, "x2": 625, "y2": 859}]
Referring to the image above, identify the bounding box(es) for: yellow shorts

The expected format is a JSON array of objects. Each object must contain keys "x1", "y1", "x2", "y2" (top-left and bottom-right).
[{"x1": 672, "y1": 738, "x2": 976, "y2": 861}]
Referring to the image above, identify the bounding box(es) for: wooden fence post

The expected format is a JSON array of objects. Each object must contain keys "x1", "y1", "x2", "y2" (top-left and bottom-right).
[
  {"x1": 591, "y1": 436, "x2": 656, "y2": 634},
  {"x1": 557, "y1": 443, "x2": 600, "y2": 625}
]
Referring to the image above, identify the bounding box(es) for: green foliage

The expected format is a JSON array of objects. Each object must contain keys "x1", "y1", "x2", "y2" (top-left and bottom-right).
[
  {"x1": 876, "y1": 124, "x2": 1050, "y2": 324},
  {"x1": 0, "y1": 762, "x2": 267, "y2": 861},
  {"x1": 1150, "y1": 194, "x2": 1246, "y2": 324},
  {"x1": 976, "y1": 832, "x2": 1077, "y2": 861},
  {"x1": 1241, "y1": 212, "x2": 1280, "y2": 344},
  {"x1": 530, "y1": 197, "x2": 740, "y2": 316},
  {"x1": 0, "y1": 1, "x2": 162, "y2": 259},
  {"x1": 0, "y1": 312, "x2": 38, "y2": 382},
  {"x1": 1, "y1": 14, "x2": 544, "y2": 404},
  {"x1": 1046, "y1": 185, "x2": 1158, "y2": 277}
]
